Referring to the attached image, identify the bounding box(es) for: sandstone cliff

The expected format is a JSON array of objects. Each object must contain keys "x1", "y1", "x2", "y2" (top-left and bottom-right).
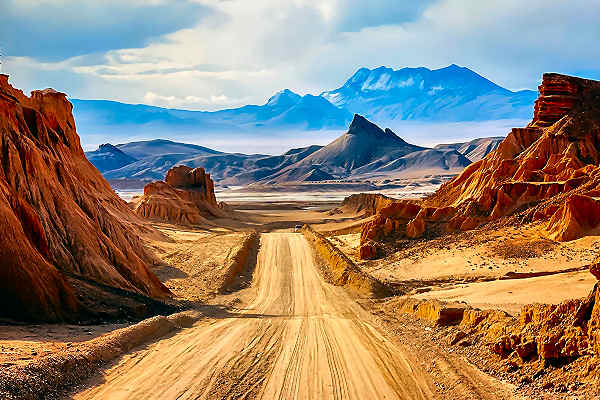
[
  {"x1": 0, "y1": 75, "x2": 170, "y2": 322},
  {"x1": 134, "y1": 165, "x2": 226, "y2": 225},
  {"x1": 360, "y1": 73, "x2": 600, "y2": 257}
]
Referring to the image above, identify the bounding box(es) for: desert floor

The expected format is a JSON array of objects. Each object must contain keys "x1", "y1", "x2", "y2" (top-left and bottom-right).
[
  {"x1": 72, "y1": 233, "x2": 514, "y2": 400},
  {"x1": 2, "y1": 194, "x2": 597, "y2": 399}
]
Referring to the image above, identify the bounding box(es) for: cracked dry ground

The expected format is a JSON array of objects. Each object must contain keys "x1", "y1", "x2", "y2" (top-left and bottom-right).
[{"x1": 72, "y1": 233, "x2": 516, "y2": 400}]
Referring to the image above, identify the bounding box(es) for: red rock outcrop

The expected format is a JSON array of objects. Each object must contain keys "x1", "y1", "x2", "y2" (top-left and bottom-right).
[
  {"x1": 334, "y1": 193, "x2": 397, "y2": 216},
  {"x1": 134, "y1": 165, "x2": 226, "y2": 225},
  {"x1": 359, "y1": 242, "x2": 378, "y2": 260},
  {"x1": 532, "y1": 73, "x2": 587, "y2": 127},
  {"x1": 0, "y1": 75, "x2": 171, "y2": 321},
  {"x1": 360, "y1": 200, "x2": 456, "y2": 245},
  {"x1": 359, "y1": 73, "x2": 600, "y2": 257},
  {"x1": 471, "y1": 263, "x2": 600, "y2": 379}
]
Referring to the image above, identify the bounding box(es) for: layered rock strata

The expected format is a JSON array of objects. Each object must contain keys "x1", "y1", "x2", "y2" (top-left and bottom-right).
[
  {"x1": 471, "y1": 263, "x2": 600, "y2": 380},
  {"x1": 391, "y1": 265, "x2": 600, "y2": 381},
  {"x1": 134, "y1": 165, "x2": 226, "y2": 225},
  {"x1": 360, "y1": 73, "x2": 600, "y2": 258},
  {"x1": 0, "y1": 75, "x2": 170, "y2": 321}
]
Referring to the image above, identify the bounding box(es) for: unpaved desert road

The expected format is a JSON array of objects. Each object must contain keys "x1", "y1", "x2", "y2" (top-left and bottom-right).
[{"x1": 73, "y1": 233, "x2": 509, "y2": 400}]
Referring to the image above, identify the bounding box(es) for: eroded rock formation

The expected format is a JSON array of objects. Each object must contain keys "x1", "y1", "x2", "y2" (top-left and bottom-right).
[
  {"x1": 469, "y1": 263, "x2": 600, "y2": 380},
  {"x1": 0, "y1": 75, "x2": 170, "y2": 321},
  {"x1": 359, "y1": 73, "x2": 600, "y2": 258},
  {"x1": 390, "y1": 264, "x2": 600, "y2": 381},
  {"x1": 333, "y1": 193, "x2": 396, "y2": 216},
  {"x1": 134, "y1": 165, "x2": 226, "y2": 225}
]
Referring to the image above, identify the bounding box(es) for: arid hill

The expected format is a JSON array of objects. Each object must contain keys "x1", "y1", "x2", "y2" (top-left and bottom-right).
[
  {"x1": 88, "y1": 117, "x2": 498, "y2": 187},
  {"x1": 333, "y1": 193, "x2": 397, "y2": 216},
  {"x1": 134, "y1": 165, "x2": 226, "y2": 225},
  {"x1": 0, "y1": 75, "x2": 170, "y2": 322},
  {"x1": 360, "y1": 73, "x2": 600, "y2": 258},
  {"x1": 434, "y1": 136, "x2": 504, "y2": 162}
]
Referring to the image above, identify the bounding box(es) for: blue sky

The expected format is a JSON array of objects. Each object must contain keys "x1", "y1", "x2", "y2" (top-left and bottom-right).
[{"x1": 2, "y1": 0, "x2": 600, "y2": 111}]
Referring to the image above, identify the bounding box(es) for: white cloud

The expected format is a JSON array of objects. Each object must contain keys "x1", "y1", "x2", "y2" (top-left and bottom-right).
[
  {"x1": 3, "y1": 0, "x2": 600, "y2": 112},
  {"x1": 143, "y1": 91, "x2": 232, "y2": 108},
  {"x1": 0, "y1": 0, "x2": 214, "y2": 61}
]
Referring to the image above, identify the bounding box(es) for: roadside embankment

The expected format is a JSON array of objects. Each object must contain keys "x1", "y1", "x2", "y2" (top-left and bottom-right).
[
  {"x1": 0, "y1": 311, "x2": 199, "y2": 399},
  {"x1": 302, "y1": 225, "x2": 390, "y2": 298},
  {"x1": 218, "y1": 231, "x2": 260, "y2": 293}
]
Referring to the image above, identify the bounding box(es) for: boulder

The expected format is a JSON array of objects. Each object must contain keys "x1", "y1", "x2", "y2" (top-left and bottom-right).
[
  {"x1": 359, "y1": 242, "x2": 378, "y2": 259},
  {"x1": 416, "y1": 300, "x2": 469, "y2": 326}
]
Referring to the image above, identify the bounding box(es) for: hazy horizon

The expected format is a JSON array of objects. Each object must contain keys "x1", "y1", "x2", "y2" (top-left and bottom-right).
[{"x1": 80, "y1": 118, "x2": 524, "y2": 155}]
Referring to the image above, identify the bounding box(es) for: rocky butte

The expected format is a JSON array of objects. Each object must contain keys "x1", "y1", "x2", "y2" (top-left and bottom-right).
[
  {"x1": 0, "y1": 75, "x2": 171, "y2": 322},
  {"x1": 360, "y1": 73, "x2": 600, "y2": 258},
  {"x1": 133, "y1": 165, "x2": 227, "y2": 225}
]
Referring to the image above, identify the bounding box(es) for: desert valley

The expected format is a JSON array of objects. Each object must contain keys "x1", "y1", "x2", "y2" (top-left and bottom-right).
[
  {"x1": 2, "y1": 2, "x2": 600, "y2": 398},
  {"x1": 2, "y1": 69, "x2": 600, "y2": 399}
]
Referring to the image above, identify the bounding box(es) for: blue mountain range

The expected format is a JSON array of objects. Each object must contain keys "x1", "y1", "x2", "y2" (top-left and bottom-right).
[
  {"x1": 71, "y1": 65, "x2": 537, "y2": 145},
  {"x1": 321, "y1": 64, "x2": 536, "y2": 121}
]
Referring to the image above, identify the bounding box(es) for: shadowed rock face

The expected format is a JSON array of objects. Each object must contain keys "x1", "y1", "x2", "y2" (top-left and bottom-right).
[
  {"x1": 0, "y1": 75, "x2": 171, "y2": 322},
  {"x1": 134, "y1": 166, "x2": 225, "y2": 225},
  {"x1": 359, "y1": 73, "x2": 600, "y2": 257}
]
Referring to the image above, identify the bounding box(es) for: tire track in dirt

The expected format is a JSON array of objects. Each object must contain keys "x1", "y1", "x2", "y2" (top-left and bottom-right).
[
  {"x1": 317, "y1": 318, "x2": 349, "y2": 400},
  {"x1": 73, "y1": 233, "x2": 516, "y2": 400}
]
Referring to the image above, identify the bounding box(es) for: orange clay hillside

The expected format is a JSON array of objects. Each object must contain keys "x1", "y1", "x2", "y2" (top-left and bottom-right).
[
  {"x1": 0, "y1": 75, "x2": 170, "y2": 322},
  {"x1": 360, "y1": 73, "x2": 600, "y2": 259}
]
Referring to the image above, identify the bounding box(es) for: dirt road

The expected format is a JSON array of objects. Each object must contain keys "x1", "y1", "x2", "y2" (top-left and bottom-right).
[{"x1": 73, "y1": 233, "x2": 512, "y2": 399}]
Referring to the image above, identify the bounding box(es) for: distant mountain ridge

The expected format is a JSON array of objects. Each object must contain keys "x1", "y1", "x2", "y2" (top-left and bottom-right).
[
  {"x1": 261, "y1": 115, "x2": 427, "y2": 181},
  {"x1": 86, "y1": 143, "x2": 138, "y2": 173},
  {"x1": 434, "y1": 137, "x2": 504, "y2": 162},
  {"x1": 72, "y1": 65, "x2": 536, "y2": 145},
  {"x1": 321, "y1": 64, "x2": 536, "y2": 122},
  {"x1": 116, "y1": 139, "x2": 222, "y2": 159},
  {"x1": 71, "y1": 87, "x2": 353, "y2": 143},
  {"x1": 86, "y1": 115, "x2": 500, "y2": 188}
]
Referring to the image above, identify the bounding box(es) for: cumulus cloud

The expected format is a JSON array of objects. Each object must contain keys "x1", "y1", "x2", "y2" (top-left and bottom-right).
[
  {"x1": 0, "y1": 0, "x2": 214, "y2": 61},
  {"x1": 143, "y1": 91, "x2": 232, "y2": 108},
  {"x1": 327, "y1": 0, "x2": 439, "y2": 32},
  {"x1": 3, "y1": 0, "x2": 600, "y2": 114}
]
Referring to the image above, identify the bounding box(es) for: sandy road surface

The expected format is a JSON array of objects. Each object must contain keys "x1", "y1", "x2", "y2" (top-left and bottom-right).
[{"x1": 73, "y1": 233, "x2": 509, "y2": 400}]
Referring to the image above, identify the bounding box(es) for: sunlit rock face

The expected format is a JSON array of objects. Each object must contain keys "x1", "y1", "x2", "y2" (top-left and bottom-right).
[
  {"x1": 134, "y1": 165, "x2": 226, "y2": 225},
  {"x1": 359, "y1": 73, "x2": 600, "y2": 258},
  {"x1": 0, "y1": 75, "x2": 171, "y2": 321}
]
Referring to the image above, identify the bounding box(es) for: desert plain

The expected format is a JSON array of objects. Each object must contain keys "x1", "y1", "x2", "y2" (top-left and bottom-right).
[{"x1": 2, "y1": 187, "x2": 599, "y2": 399}]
